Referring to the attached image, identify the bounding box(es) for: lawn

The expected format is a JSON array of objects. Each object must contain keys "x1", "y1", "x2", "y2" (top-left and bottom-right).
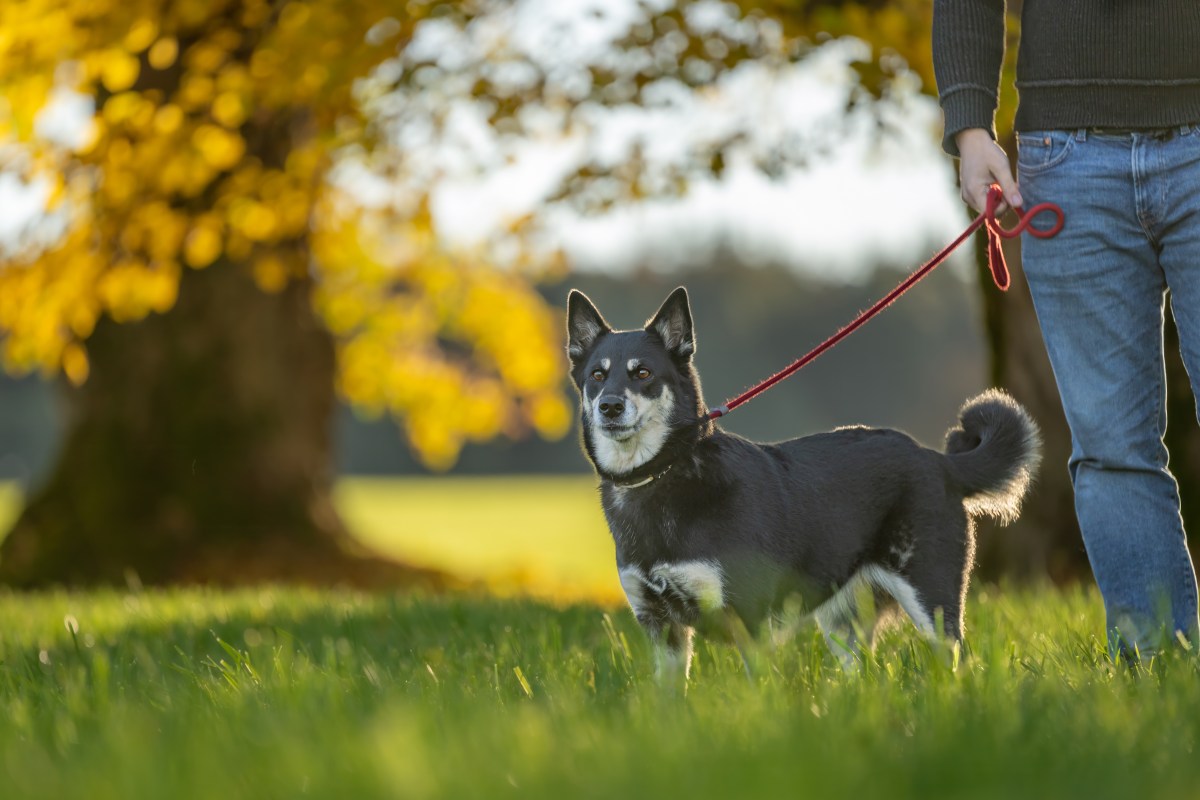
[
  {"x1": 3, "y1": 585, "x2": 1199, "y2": 799},
  {"x1": 0, "y1": 479, "x2": 1198, "y2": 799}
]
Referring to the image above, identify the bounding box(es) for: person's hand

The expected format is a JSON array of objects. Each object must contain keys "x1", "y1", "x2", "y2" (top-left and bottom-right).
[{"x1": 955, "y1": 128, "x2": 1022, "y2": 215}]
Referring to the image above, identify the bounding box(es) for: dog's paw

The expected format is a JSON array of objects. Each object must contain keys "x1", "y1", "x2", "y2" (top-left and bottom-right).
[{"x1": 647, "y1": 561, "x2": 725, "y2": 613}]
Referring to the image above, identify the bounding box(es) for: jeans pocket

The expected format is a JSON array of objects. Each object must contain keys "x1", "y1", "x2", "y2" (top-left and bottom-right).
[{"x1": 1017, "y1": 130, "x2": 1076, "y2": 176}]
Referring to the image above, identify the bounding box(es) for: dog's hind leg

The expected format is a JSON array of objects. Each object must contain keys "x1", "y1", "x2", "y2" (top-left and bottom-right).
[
  {"x1": 872, "y1": 548, "x2": 967, "y2": 669},
  {"x1": 861, "y1": 565, "x2": 939, "y2": 638},
  {"x1": 813, "y1": 573, "x2": 892, "y2": 671},
  {"x1": 893, "y1": 541, "x2": 970, "y2": 643},
  {"x1": 815, "y1": 599, "x2": 860, "y2": 671},
  {"x1": 899, "y1": 503, "x2": 976, "y2": 644},
  {"x1": 820, "y1": 624, "x2": 861, "y2": 672}
]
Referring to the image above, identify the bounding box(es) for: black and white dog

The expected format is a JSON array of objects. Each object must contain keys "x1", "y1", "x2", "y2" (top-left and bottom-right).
[{"x1": 567, "y1": 287, "x2": 1040, "y2": 680}]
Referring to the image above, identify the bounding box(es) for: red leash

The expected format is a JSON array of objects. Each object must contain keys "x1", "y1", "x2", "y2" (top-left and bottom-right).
[{"x1": 705, "y1": 186, "x2": 1064, "y2": 421}]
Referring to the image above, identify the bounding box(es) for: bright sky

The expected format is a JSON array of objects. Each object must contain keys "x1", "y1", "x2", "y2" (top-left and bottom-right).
[{"x1": 352, "y1": 0, "x2": 971, "y2": 282}]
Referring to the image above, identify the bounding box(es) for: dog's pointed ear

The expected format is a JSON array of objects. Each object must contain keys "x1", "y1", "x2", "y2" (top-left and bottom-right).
[
  {"x1": 567, "y1": 290, "x2": 612, "y2": 364},
  {"x1": 646, "y1": 286, "x2": 695, "y2": 360}
]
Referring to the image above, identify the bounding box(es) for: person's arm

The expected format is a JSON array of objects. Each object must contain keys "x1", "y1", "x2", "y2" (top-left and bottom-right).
[{"x1": 932, "y1": 0, "x2": 1021, "y2": 213}]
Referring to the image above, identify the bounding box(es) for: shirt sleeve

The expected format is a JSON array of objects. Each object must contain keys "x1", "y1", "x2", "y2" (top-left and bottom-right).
[{"x1": 932, "y1": 0, "x2": 1008, "y2": 157}]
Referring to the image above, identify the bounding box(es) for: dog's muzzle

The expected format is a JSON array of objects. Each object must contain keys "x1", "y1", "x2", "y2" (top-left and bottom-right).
[
  {"x1": 593, "y1": 395, "x2": 638, "y2": 439},
  {"x1": 598, "y1": 394, "x2": 625, "y2": 419}
]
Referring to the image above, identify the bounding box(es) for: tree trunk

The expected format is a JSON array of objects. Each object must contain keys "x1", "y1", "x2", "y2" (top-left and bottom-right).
[{"x1": 0, "y1": 260, "x2": 441, "y2": 589}]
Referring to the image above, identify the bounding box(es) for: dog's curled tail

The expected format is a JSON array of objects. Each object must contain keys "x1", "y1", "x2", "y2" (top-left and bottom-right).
[{"x1": 943, "y1": 389, "x2": 1042, "y2": 524}]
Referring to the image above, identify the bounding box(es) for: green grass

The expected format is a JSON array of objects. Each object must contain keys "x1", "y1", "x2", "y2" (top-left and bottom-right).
[
  {"x1": 1, "y1": 479, "x2": 1199, "y2": 797},
  {"x1": 1, "y1": 585, "x2": 1199, "y2": 799}
]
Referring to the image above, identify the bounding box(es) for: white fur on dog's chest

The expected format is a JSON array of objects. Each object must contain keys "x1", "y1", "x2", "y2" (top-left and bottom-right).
[{"x1": 618, "y1": 560, "x2": 726, "y2": 621}]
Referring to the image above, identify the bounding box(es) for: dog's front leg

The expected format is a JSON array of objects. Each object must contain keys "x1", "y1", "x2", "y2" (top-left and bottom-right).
[
  {"x1": 619, "y1": 564, "x2": 698, "y2": 690},
  {"x1": 647, "y1": 621, "x2": 694, "y2": 690}
]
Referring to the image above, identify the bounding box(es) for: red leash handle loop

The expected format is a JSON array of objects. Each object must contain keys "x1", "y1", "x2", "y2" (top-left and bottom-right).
[
  {"x1": 985, "y1": 185, "x2": 1065, "y2": 239},
  {"x1": 981, "y1": 185, "x2": 1065, "y2": 289},
  {"x1": 704, "y1": 188, "x2": 1065, "y2": 422}
]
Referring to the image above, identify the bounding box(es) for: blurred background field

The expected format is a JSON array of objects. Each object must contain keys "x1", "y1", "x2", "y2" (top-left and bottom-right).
[
  {"x1": 336, "y1": 476, "x2": 621, "y2": 604},
  {"x1": 0, "y1": 476, "x2": 623, "y2": 602}
]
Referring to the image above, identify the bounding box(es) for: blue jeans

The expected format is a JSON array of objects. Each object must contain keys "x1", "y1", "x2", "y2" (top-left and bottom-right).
[{"x1": 1018, "y1": 124, "x2": 1200, "y2": 656}]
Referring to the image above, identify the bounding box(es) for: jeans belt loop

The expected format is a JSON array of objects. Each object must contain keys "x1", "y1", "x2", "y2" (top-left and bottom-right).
[{"x1": 1074, "y1": 128, "x2": 1088, "y2": 142}]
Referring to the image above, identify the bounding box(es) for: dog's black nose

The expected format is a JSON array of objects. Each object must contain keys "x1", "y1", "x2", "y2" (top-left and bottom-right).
[{"x1": 599, "y1": 396, "x2": 625, "y2": 418}]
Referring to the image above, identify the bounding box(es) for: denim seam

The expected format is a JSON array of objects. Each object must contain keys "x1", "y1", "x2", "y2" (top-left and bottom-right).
[
  {"x1": 1178, "y1": 558, "x2": 1198, "y2": 635},
  {"x1": 1154, "y1": 317, "x2": 1167, "y2": 470},
  {"x1": 1173, "y1": 543, "x2": 1199, "y2": 636}
]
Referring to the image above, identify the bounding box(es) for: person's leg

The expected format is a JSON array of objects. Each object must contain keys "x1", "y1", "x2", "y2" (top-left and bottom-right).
[
  {"x1": 1018, "y1": 129, "x2": 1196, "y2": 656},
  {"x1": 1149, "y1": 124, "x2": 1200, "y2": 644}
]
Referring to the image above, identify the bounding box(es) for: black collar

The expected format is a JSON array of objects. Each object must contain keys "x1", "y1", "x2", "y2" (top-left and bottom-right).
[{"x1": 608, "y1": 463, "x2": 674, "y2": 489}]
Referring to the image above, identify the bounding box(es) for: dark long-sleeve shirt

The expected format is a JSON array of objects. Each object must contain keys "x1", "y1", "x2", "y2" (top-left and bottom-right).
[{"x1": 932, "y1": 0, "x2": 1200, "y2": 155}]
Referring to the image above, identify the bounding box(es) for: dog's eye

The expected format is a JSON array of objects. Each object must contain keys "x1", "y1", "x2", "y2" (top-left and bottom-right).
[
  {"x1": 590, "y1": 369, "x2": 604, "y2": 381},
  {"x1": 635, "y1": 367, "x2": 652, "y2": 380}
]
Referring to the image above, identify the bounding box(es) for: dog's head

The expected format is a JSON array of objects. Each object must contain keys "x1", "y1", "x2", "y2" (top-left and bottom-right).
[{"x1": 566, "y1": 287, "x2": 706, "y2": 477}]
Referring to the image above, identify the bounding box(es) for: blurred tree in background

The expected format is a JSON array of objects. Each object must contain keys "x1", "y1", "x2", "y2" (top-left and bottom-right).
[{"x1": 0, "y1": 0, "x2": 572, "y2": 585}]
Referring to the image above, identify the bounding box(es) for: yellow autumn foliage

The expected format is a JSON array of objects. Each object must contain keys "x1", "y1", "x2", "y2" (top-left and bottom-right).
[
  {"x1": 0, "y1": 0, "x2": 569, "y2": 468},
  {"x1": 313, "y1": 202, "x2": 571, "y2": 471}
]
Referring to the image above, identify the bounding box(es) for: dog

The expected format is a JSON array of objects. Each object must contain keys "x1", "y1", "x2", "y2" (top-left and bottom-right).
[{"x1": 566, "y1": 286, "x2": 1040, "y2": 680}]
